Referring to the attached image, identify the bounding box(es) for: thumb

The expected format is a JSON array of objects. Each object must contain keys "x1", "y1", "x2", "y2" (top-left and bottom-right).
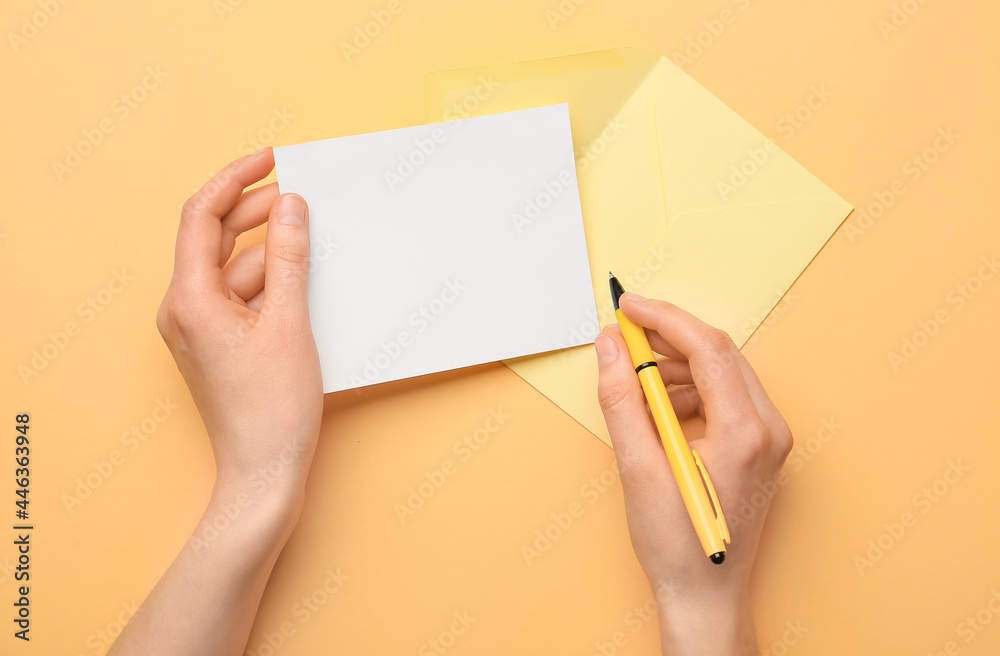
[
  {"x1": 595, "y1": 325, "x2": 666, "y2": 475},
  {"x1": 263, "y1": 193, "x2": 311, "y2": 318}
]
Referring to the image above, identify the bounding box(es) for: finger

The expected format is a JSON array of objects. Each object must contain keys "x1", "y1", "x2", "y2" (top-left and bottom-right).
[
  {"x1": 595, "y1": 326, "x2": 671, "y2": 475},
  {"x1": 645, "y1": 329, "x2": 686, "y2": 360},
  {"x1": 619, "y1": 293, "x2": 761, "y2": 438},
  {"x1": 262, "y1": 193, "x2": 311, "y2": 320},
  {"x1": 642, "y1": 300, "x2": 782, "y2": 434},
  {"x1": 246, "y1": 289, "x2": 264, "y2": 313},
  {"x1": 733, "y1": 356, "x2": 791, "y2": 453},
  {"x1": 222, "y1": 244, "x2": 266, "y2": 302},
  {"x1": 175, "y1": 147, "x2": 274, "y2": 290},
  {"x1": 596, "y1": 329, "x2": 698, "y2": 418},
  {"x1": 667, "y1": 384, "x2": 704, "y2": 420},
  {"x1": 656, "y1": 357, "x2": 693, "y2": 386},
  {"x1": 218, "y1": 183, "x2": 280, "y2": 266}
]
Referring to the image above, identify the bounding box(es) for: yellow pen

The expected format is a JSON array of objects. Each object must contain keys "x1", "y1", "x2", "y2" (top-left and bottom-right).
[{"x1": 608, "y1": 272, "x2": 731, "y2": 564}]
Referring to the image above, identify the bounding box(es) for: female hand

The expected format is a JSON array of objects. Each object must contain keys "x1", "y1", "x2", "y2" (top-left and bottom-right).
[
  {"x1": 156, "y1": 147, "x2": 323, "y2": 517},
  {"x1": 111, "y1": 149, "x2": 325, "y2": 656},
  {"x1": 595, "y1": 293, "x2": 793, "y2": 655}
]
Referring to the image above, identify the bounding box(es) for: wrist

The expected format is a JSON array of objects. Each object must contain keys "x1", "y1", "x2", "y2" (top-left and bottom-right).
[
  {"x1": 188, "y1": 473, "x2": 306, "y2": 564},
  {"x1": 212, "y1": 472, "x2": 306, "y2": 528},
  {"x1": 655, "y1": 584, "x2": 757, "y2": 656},
  {"x1": 211, "y1": 432, "x2": 318, "y2": 516}
]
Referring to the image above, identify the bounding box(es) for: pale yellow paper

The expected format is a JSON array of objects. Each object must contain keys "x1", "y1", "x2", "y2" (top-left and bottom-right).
[{"x1": 425, "y1": 48, "x2": 852, "y2": 446}]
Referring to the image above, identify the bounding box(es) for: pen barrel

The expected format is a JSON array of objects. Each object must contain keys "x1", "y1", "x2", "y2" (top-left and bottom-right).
[
  {"x1": 617, "y1": 312, "x2": 657, "y2": 370},
  {"x1": 637, "y1": 369, "x2": 727, "y2": 558},
  {"x1": 615, "y1": 309, "x2": 727, "y2": 559}
]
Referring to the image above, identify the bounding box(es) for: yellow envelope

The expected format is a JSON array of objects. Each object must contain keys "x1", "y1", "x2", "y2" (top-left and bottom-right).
[{"x1": 425, "y1": 48, "x2": 852, "y2": 447}]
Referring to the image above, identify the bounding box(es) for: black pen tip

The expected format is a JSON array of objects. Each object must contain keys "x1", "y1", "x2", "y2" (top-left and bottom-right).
[
  {"x1": 608, "y1": 272, "x2": 625, "y2": 311},
  {"x1": 710, "y1": 552, "x2": 725, "y2": 565}
]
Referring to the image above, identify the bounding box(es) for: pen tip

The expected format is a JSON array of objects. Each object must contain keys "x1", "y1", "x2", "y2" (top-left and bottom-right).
[
  {"x1": 608, "y1": 273, "x2": 625, "y2": 311},
  {"x1": 710, "y1": 552, "x2": 725, "y2": 565}
]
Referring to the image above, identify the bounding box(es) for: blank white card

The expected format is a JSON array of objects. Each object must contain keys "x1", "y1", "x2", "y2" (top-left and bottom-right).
[{"x1": 274, "y1": 103, "x2": 597, "y2": 393}]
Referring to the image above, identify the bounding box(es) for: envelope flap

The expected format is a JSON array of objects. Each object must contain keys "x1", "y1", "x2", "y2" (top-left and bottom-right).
[
  {"x1": 649, "y1": 57, "x2": 850, "y2": 217},
  {"x1": 425, "y1": 48, "x2": 662, "y2": 160}
]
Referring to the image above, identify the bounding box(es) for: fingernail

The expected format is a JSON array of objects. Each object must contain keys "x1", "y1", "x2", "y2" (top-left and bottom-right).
[
  {"x1": 595, "y1": 334, "x2": 618, "y2": 366},
  {"x1": 278, "y1": 194, "x2": 306, "y2": 225},
  {"x1": 253, "y1": 146, "x2": 270, "y2": 156},
  {"x1": 623, "y1": 292, "x2": 645, "y2": 303}
]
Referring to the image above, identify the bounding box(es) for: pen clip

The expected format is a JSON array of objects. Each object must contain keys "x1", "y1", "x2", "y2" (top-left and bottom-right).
[{"x1": 692, "y1": 449, "x2": 730, "y2": 544}]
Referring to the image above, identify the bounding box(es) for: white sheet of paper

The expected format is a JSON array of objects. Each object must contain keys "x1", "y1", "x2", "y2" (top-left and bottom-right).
[{"x1": 273, "y1": 103, "x2": 597, "y2": 393}]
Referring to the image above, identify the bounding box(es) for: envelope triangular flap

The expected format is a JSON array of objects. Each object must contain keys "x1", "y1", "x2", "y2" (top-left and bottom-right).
[
  {"x1": 425, "y1": 48, "x2": 661, "y2": 156},
  {"x1": 648, "y1": 57, "x2": 853, "y2": 334}
]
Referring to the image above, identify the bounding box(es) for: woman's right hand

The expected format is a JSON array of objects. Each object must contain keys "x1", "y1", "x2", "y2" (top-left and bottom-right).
[{"x1": 595, "y1": 293, "x2": 793, "y2": 655}]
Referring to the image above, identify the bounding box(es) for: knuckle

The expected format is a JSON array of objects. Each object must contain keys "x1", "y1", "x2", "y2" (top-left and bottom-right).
[
  {"x1": 650, "y1": 298, "x2": 677, "y2": 311},
  {"x1": 647, "y1": 299, "x2": 679, "y2": 324},
  {"x1": 205, "y1": 166, "x2": 236, "y2": 197},
  {"x1": 701, "y1": 328, "x2": 735, "y2": 357},
  {"x1": 155, "y1": 298, "x2": 170, "y2": 339},
  {"x1": 614, "y1": 449, "x2": 654, "y2": 481},
  {"x1": 220, "y1": 160, "x2": 241, "y2": 180},
  {"x1": 180, "y1": 194, "x2": 204, "y2": 221},
  {"x1": 772, "y1": 418, "x2": 794, "y2": 460},
  {"x1": 161, "y1": 290, "x2": 204, "y2": 334},
  {"x1": 268, "y1": 244, "x2": 310, "y2": 268},
  {"x1": 164, "y1": 294, "x2": 189, "y2": 330},
  {"x1": 597, "y1": 377, "x2": 637, "y2": 416},
  {"x1": 738, "y1": 417, "x2": 772, "y2": 461}
]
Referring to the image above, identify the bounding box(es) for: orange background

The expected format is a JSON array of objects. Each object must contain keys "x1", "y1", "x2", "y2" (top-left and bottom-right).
[{"x1": 2, "y1": 0, "x2": 999, "y2": 654}]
